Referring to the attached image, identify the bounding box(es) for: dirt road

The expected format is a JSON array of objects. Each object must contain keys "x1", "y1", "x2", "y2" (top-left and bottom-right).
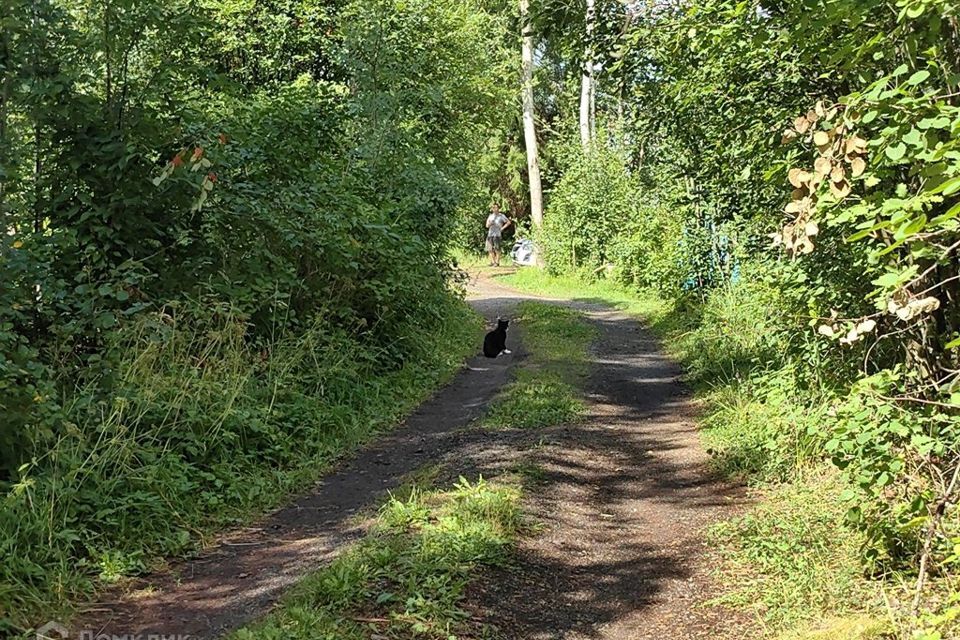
[{"x1": 76, "y1": 273, "x2": 747, "y2": 639}]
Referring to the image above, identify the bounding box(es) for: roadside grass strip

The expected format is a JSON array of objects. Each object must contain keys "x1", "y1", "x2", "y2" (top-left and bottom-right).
[
  {"x1": 232, "y1": 477, "x2": 522, "y2": 640},
  {"x1": 482, "y1": 302, "x2": 596, "y2": 430}
]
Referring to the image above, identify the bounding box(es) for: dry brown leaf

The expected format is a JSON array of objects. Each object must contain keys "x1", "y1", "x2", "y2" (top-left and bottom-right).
[
  {"x1": 783, "y1": 231, "x2": 795, "y2": 251},
  {"x1": 850, "y1": 156, "x2": 867, "y2": 178},
  {"x1": 788, "y1": 167, "x2": 805, "y2": 188},
  {"x1": 785, "y1": 197, "x2": 812, "y2": 215},
  {"x1": 795, "y1": 116, "x2": 811, "y2": 134},
  {"x1": 845, "y1": 136, "x2": 868, "y2": 155},
  {"x1": 805, "y1": 221, "x2": 820, "y2": 237},
  {"x1": 895, "y1": 297, "x2": 941, "y2": 321},
  {"x1": 831, "y1": 165, "x2": 846, "y2": 182},
  {"x1": 813, "y1": 130, "x2": 831, "y2": 147},
  {"x1": 781, "y1": 129, "x2": 798, "y2": 145},
  {"x1": 856, "y1": 319, "x2": 877, "y2": 334},
  {"x1": 840, "y1": 328, "x2": 862, "y2": 345},
  {"x1": 814, "y1": 157, "x2": 832, "y2": 177},
  {"x1": 830, "y1": 178, "x2": 852, "y2": 199}
]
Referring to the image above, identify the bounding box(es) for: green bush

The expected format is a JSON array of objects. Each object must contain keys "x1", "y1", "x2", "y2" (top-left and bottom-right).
[
  {"x1": 607, "y1": 198, "x2": 687, "y2": 295},
  {"x1": 613, "y1": 2, "x2": 960, "y2": 606},
  {"x1": 541, "y1": 143, "x2": 640, "y2": 273}
]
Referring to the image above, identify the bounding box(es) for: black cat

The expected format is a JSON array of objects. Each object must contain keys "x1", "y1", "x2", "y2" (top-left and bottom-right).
[{"x1": 483, "y1": 318, "x2": 511, "y2": 358}]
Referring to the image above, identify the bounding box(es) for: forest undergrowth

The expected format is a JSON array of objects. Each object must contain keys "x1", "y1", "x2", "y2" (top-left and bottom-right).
[{"x1": 1, "y1": 299, "x2": 481, "y2": 632}]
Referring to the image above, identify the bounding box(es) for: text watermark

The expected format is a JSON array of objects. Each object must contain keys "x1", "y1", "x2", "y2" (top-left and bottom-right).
[{"x1": 37, "y1": 621, "x2": 192, "y2": 640}]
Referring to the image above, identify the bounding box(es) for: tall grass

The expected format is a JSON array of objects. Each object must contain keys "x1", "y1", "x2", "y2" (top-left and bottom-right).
[
  {"x1": 0, "y1": 298, "x2": 482, "y2": 633},
  {"x1": 709, "y1": 472, "x2": 876, "y2": 630}
]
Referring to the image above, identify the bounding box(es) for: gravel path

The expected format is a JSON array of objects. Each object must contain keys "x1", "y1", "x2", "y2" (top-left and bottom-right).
[{"x1": 74, "y1": 270, "x2": 750, "y2": 639}]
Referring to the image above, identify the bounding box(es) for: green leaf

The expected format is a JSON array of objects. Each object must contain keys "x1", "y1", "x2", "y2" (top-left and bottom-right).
[
  {"x1": 937, "y1": 177, "x2": 960, "y2": 196},
  {"x1": 905, "y1": 4, "x2": 925, "y2": 19},
  {"x1": 872, "y1": 265, "x2": 918, "y2": 288},
  {"x1": 885, "y1": 143, "x2": 907, "y2": 162},
  {"x1": 901, "y1": 515, "x2": 929, "y2": 531},
  {"x1": 903, "y1": 127, "x2": 923, "y2": 147},
  {"x1": 930, "y1": 201, "x2": 960, "y2": 224},
  {"x1": 846, "y1": 219, "x2": 890, "y2": 242},
  {"x1": 894, "y1": 214, "x2": 927, "y2": 240},
  {"x1": 906, "y1": 70, "x2": 930, "y2": 86},
  {"x1": 918, "y1": 116, "x2": 951, "y2": 130},
  {"x1": 873, "y1": 272, "x2": 901, "y2": 287}
]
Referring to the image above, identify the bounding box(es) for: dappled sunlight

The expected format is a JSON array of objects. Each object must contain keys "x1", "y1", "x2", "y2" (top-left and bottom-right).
[{"x1": 5, "y1": 0, "x2": 956, "y2": 637}]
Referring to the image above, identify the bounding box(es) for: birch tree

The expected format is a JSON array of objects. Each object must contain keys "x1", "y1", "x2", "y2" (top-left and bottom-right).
[
  {"x1": 520, "y1": 0, "x2": 543, "y2": 229},
  {"x1": 579, "y1": 0, "x2": 595, "y2": 149}
]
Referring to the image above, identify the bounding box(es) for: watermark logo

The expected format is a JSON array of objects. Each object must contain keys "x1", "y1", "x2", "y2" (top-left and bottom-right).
[
  {"x1": 35, "y1": 620, "x2": 191, "y2": 640},
  {"x1": 36, "y1": 621, "x2": 69, "y2": 640}
]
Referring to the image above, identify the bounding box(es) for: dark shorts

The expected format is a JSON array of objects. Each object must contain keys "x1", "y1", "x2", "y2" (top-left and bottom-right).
[{"x1": 485, "y1": 235, "x2": 502, "y2": 252}]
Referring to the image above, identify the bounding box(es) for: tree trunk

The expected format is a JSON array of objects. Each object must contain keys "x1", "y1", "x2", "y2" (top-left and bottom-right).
[
  {"x1": 579, "y1": 0, "x2": 595, "y2": 149},
  {"x1": 0, "y1": 24, "x2": 11, "y2": 242},
  {"x1": 520, "y1": 0, "x2": 543, "y2": 229}
]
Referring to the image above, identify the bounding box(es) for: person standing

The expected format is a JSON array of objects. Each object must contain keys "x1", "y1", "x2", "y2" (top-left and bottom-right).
[{"x1": 485, "y1": 203, "x2": 511, "y2": 267}]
